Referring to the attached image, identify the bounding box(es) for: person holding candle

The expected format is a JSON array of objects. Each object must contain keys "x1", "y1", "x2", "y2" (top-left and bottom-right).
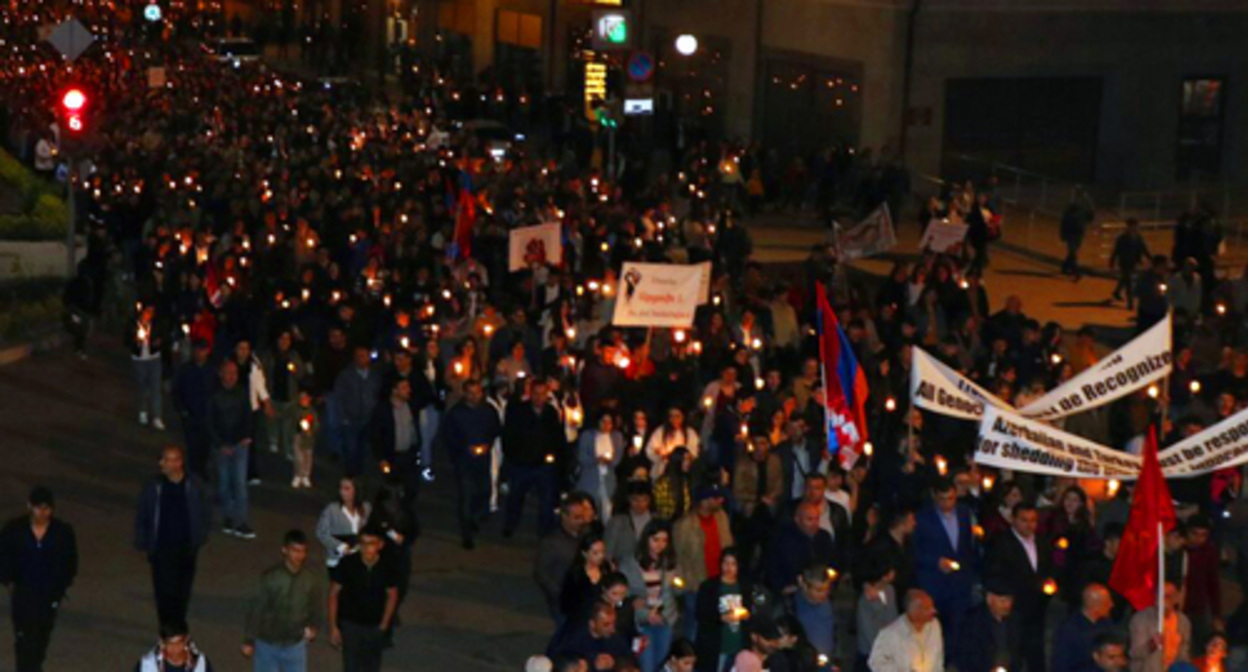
[
  {"x1": 440, "y1": 379, "x2": 502, "y2": 549},
  {"x1": 576, "y1": 411, "x2": 625, "y2": 522},
  {"x1": 128, "y1": 304, "x2": 167, "y2": 431},
  {"x1": 985, "y1": 502, "x2": 1055, "y2": 672},
  {"x1": 914, "y1": 478, "x2": 979, "y2": 653},
  {"x1": 502, "y1": 376, "x2": 565, "y2": 538}
]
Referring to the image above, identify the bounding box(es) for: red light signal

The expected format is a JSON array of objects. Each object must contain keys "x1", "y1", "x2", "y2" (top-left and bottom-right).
[
  {"x1": 61, "y1": 88, "x2": 87, "y2": 134},
  {"x1": 62, "y1": 89, "x2": 87, "y2": 112}
]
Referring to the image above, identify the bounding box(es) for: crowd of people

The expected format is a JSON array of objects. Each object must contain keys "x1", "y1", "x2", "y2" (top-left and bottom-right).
[{"x1": 3, "y1": 3, "x2": 1248, "y2": 672}]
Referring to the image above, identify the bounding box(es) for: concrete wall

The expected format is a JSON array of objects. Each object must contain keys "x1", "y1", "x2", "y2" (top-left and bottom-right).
[
  {"x1": 645, "y1": 0, "x2": 761, "y2": 140},
  {"x1": 761, "y1": 0, "x2": 907, "y2": 154},
  {"x1": 906, "y1": 9, "x2": 1248, "y2": 189}
]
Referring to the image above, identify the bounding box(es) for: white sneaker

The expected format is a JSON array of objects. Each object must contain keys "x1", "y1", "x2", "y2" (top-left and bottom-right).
[
  {"x1": 301, "y1": 477, "x2": 313, "y2": 488},
  {"x1": 291, "y1": 477, "x2": 301, "y2": 488},
  {"x1": 138, "y1": 412, "x2": 149, "y2": 426},
  {"x1": 152, "y1": 418, "x2": 166, "y2": 431}
]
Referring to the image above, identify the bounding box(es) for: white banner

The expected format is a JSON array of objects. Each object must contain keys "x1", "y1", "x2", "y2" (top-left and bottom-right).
[
  {"x1": 611, "y1": 262, "x2": 704, "y2": 328},
  {"x1": 1158, "y1": 405, "x2": 1248, "y2": 476},
  {"x1": 838, "y1": 204, "x2": 896, "y2": 260},
  {"x1": 1018, "y1": 315, "x2": 1172, "y2": 421},
  {"x1": 976, "y1": 405, "x2": 1143, "y2": 480},
  {"x1": 508, "y1": 222, "x2": 562, "y2": 271},
  {"x1": 911, "y1": 348, "x2": 1010, "y2": 421},
  {"x1": 919, "y1": 215, "x2": 968, "y2": 254}
]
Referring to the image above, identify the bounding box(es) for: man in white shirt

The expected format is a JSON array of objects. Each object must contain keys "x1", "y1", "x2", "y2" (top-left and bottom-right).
[{"x1": 868, "y1": 589, "x2": 943, "y2": 672}]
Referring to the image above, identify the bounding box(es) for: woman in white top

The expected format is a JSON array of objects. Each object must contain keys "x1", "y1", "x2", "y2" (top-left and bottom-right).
[
  {"x1": 315, "y1": 477, "x2": 371, "y2": 572},
  {"x1": 646, "y1": 406, "x2": 699, "y2": 479}
]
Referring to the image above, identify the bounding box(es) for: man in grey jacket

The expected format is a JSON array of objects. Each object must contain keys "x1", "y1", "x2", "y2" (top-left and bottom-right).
[
  {"x1": 208, "y1": 360, "x2": 256, "y2": 539},
  {"x1": 334, "y1": 346, "x2": 383, "y2": 477}
]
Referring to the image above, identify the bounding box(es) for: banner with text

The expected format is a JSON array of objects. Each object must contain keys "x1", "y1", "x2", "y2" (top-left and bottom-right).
[
  {"x1": 838, "y1": 204, "x2": 896, "y2": 260},
  {"x1": 911, "y1": 348, "x2": 1010, "y2": 421},
  {"x1": 1017, "y1": 315, "x2": 1172, "y2": 421},
  {"x1": 612, "y1": 262, "x2": 704, "y2": 328},
  {"x1": 1158, "y1": 405, "x2": 1248, "y2": 476},
  {"x1": 508, "y1": 222, "x2": 563, "y2": 271},
  {"x1": 919, "y1": 215, "x2": 968, "y2": 254},
  {"x1": 976, "y1": 405, "x2": 1143, "y2": 480}
]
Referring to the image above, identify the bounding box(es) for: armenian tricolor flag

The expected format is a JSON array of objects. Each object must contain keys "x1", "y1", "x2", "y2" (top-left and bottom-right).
[{"x1": 816, "y1": 281, "x2": 869, "y2": 468}]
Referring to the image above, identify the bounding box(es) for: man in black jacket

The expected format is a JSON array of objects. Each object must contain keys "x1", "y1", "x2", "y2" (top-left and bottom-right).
[
  {"x1": 373, "y1": 377, "x2": 423, "y2": 537},
  {"x1": 0, "y1": 487, "x2": 78, "y2": 672},
  {"x1": 207, "y1": 360, "x2": 256, "y2": 539},
  {"x1": 764, "y1": 501, "x2": 837, "y2": 595},
  {"x1": 502, "y1": 377, "x2": 565, "y2": 537},
  {"x1": 985, "y1": 502, "x2": 1055, "y2": 672},
  {"x1": 952, "y1": 578, "x2": 1022, "y2": 672},
  {"x1": 135, "y1": 445, "x2": 213, "y2": 627}
]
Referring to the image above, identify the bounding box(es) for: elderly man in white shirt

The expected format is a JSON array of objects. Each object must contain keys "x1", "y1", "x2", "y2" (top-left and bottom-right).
[{"x1": 868, "y1": 589, "x2": 944, "y2": 672}]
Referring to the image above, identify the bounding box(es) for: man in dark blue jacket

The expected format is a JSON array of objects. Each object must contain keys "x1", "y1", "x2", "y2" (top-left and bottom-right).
[
  {"x1": 502, "y1": 377, "x2": 565, "y2": 538},
  {"x1": 0, "y1": 487, "x2": 78, "y2": 672},
  {"x1": 440, "y1": 379, "x2": 501, "y2": 548},
  {"x1": 207, "y1": 360, "x2": 255, "y2": 539},
  {"x1": 1052, "y1": 584, "x2": 1115, "y2": 672},
  {"x1": 134, "y1": 445, "x2": 212, "y2": 627},
  {"x1": 913, "y1": 478, "x2": 979, "y2": 655},
  {"x1": 764, "y1": 501, "x2": 837, "y2": 595},
  {"x1": 952, "y1": 578, "x2": 1022, "y2": 672},
  {"x1": 172, "y1": 339, "x2": 215, "y2": 478}
]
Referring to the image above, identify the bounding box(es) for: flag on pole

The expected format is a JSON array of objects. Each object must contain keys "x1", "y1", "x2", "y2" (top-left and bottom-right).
[
  {"x1": 1109, "y1": 427, "x2": 1176, "y2": 612},
  {"x1": 816, "y1": 281, "x2": 869, "y2": 468},
  {"x1": 450, "y1": 186, "x2": 476, "y2": 260}
]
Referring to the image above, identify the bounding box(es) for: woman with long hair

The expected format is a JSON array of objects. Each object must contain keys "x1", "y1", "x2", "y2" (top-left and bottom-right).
[
  {"x1": 559, "y1": 533, "x2": 616, "y2": 621},
  {"x1": 980, "y1": 480, "x2": 1024, "y2": 539},
  {"x1": 1043, "y1": 485, "x2": 1096, "y2": 607},
  {"x1": 646, "y1": 406, "x2": 699, "y2": 479},
  {"x1": 619, "y1": 520, "x2": 679, "y2": 672},
  {"x1": 315, "y1": 477, "x2": 371, "y2": 574},
  {"x1": 694, "y1": 548, "x2": 752, "y2": 672}
]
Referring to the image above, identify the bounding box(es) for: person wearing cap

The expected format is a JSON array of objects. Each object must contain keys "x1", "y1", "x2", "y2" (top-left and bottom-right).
[
  {"x1": 1052, "y1": 584, "x2": 1115, "y2": 672},
  {"x1": 0, "y1": 486, "x2": 79, "y2": 672},
  {"x1": 173, "y1": 338, "x2": 216, "y2": 478},
  {"x1": 951, "y1": 577, "x2": 1021, "y2": 672},
  {"x1": 673, "y1": 485, "x2": 734, "y2": 597}
]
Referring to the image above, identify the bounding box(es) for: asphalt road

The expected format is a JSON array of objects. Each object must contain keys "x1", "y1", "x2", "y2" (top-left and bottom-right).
[{"x1": 0, "y1": 342, "x2": 551, "y2": 671}]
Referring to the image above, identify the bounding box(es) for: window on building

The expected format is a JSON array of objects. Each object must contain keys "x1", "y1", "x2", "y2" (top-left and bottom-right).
[{"x1": 1177, "y1": 78, "x2": 1225, "y2": 180}]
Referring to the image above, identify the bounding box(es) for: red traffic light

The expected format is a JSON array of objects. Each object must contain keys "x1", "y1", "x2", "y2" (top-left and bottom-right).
[{"x1": 62, "y1": 88, "x2": 87, "y2": 112}]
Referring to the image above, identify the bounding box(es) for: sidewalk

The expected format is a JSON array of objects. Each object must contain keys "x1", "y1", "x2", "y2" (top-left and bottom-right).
[{"x1": 746, "y1": 208, "x2": 1137, "y2": 332}]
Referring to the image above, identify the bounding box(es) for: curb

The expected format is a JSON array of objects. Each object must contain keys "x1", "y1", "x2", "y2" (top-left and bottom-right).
[
  {"x1": 0, "y1": 330, "x2": 67, "y2": 366},
  {"x1": 993, "y1": 240, "x2": 1116, "y2": 279}
]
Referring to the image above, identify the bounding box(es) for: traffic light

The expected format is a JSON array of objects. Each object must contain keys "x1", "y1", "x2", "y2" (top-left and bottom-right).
[{"x1": 61, "y1": 88, "x2": 87, "y2": 135}]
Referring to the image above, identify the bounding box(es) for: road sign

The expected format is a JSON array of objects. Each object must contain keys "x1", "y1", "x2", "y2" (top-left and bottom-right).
[
  {"x1": 46, "y1": 18, "x2": 95, "y2": 62},
  {"x1": 590, "y1": 9, "x2": 632, "y2": 50},
  {"x1": 626, "y1": 52, "x2": 654, "y2": 82}
]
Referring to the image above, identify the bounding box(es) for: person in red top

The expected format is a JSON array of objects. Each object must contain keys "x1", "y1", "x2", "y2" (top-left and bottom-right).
[{"x1": 1181, "y1": 515, "x2": 1221, "y2": 645}]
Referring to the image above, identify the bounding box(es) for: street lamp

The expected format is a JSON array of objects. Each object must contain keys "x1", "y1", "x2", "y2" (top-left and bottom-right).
[{"x1": 675, "y1": 34, "x2": 698, "y2": 56}]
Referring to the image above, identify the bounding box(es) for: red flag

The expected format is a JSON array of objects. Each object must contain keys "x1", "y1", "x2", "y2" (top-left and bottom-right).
[
  {"x1": 452, "y1": 187, "x2": 476, "y2": 260},
  {"x1": 1109, "y1": 428, "x2": 1176, "y2": 611}
]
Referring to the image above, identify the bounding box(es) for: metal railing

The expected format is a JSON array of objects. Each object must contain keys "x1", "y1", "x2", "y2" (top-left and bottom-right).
[
  {"x1": 1116, "y1": 185, "x2": 1241, "y2": 223},
  {"x1": 939, "y1": 152, "x2": 1092, "y2": 219}
]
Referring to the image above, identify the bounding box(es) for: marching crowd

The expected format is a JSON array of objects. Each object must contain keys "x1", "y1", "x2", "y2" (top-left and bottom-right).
[{"x1": 2, "y1": 4, "x2": 1248, "y2": 672}]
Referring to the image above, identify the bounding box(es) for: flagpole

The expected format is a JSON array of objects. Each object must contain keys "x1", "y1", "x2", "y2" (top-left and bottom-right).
[
  {"x1": 817, "y1": 284, "x2": 834, "y2": 464},
  {"x1": 1157, "y1": 519, "x2": 1165, "y2": 635}
]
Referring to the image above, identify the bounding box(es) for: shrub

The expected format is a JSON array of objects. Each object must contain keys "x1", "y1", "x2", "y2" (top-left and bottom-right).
[{"x1": 0, "y1": 149, "x2": 67, "y2": 241}]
